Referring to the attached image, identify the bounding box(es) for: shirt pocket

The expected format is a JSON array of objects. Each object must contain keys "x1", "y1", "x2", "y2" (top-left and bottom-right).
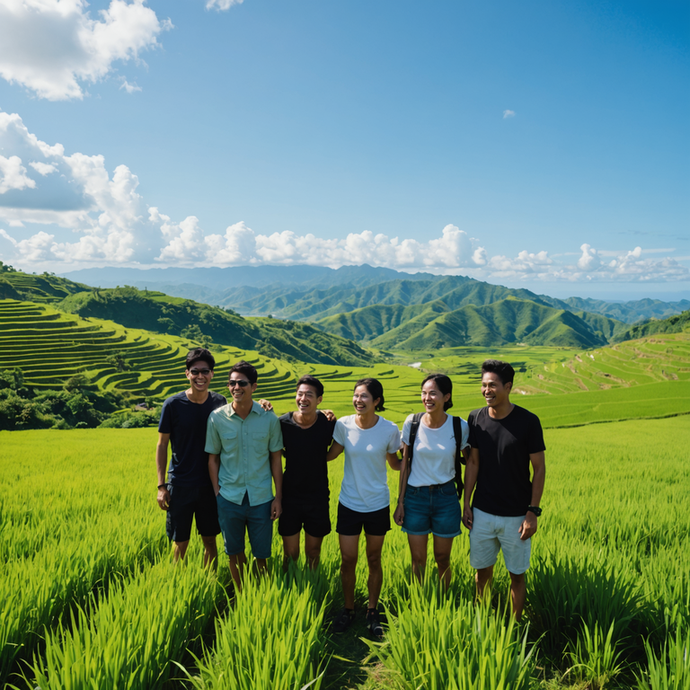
[
  {"x1": 220, "y1": 427, "x2": 238, "y2": 453},
  {"x1": 252, "y1": 431, "x2": 269, "y2": 455}
]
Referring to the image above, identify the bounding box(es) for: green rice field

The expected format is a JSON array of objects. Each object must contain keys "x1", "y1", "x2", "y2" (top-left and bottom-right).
[
  {"x1": 2, "y1": 297, "x2": 689, "y2": 429},
  {"x1": 1, "y1": 416, "x2": 688, "y2": 689}
]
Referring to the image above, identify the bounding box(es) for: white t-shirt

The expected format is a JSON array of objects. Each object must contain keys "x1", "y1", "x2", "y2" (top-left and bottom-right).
[
  {"x1": 334, "y1": 415, "x2": 402, "y2": 512},
  {"x1": 402, "y1": 414, "x2": 469, "y2": 487}
]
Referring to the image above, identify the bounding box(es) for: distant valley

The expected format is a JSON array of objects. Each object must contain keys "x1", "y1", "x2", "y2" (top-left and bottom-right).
[{"x1": 60, "y1": 264, "x2": 690, "y2": 350}]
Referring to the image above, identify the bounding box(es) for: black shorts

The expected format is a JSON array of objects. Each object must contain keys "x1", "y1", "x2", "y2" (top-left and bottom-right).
[
  {"x1": 166, "y1": 483, "x2": 221, "y2": 543},
  {"x1": 336, "y1": 502, "x2": 390, "y2": 537},
  {"x1": 278, "y1": 496, "x2": 331, "y2": 538}
]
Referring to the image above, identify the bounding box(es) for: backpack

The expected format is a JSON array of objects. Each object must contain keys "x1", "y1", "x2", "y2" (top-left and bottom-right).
[{"x1": 407, "y1": 413, "x2": 467, "y2": 497}]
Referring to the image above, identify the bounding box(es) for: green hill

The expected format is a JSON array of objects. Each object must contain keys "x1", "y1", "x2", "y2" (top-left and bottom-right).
[
  {"x1": 0, "y1": 264, "x2": 89, "y2": 303},
  {"x1": 224, "y1": 275, "x2": 564, "y2": 321},
  {"x1": 564, "y1": 296, "x2": 690, "y2": 322},
  {"x1": 612, "y1": 309, "x2": 690, "y2": 342},
  {"x1": 317, "y1": 298, "x2": 626, "y2": 349},
  {"x1": 58, "y1": 287, "x2": 375, "y2": 367}
]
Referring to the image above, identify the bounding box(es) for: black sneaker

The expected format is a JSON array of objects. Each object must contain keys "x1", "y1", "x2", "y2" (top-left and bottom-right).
[
  {"x1": 366, "y1": 608, "x2": 384, "y2": 639},
  {"x1": 332, "y1": 607, "x2": 355, "y2": 633}
]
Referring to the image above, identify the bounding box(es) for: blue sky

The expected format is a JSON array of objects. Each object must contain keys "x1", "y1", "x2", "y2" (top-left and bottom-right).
[{"x1": 0, "y1": 0, "x2": 687, "y2": 299}]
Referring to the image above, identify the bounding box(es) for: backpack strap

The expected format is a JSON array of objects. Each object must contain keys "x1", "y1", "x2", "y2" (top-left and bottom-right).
[
  {"x1": 407, "y1": 412, "x2": 424, "y2": 467},
  {"x1": 452, "y1": 416, "x2": 467, "y2": 496}
]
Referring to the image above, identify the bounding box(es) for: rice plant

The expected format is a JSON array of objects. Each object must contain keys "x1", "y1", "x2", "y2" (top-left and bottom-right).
[
  {"x1": 181, "y1": 575, "x2": 329, "y2": 690},
  {"x1": 637, "y1": 625, "x2": 690, "y2": 690},
  {"x1": 17, "y1": 561, "x2": 219, "y2": 690},
  {"x1": 375, "y1": 585, "x2": 534, "y2": 690}
]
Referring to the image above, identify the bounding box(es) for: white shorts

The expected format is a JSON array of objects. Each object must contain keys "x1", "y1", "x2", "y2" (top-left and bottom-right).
[{"x1": 469, "y1": 507, "x2": 531, "y2": 575}]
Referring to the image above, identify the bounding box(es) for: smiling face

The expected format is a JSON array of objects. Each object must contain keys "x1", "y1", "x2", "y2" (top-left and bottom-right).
[
  {"x1": 481, "y1": 371, "x2": 511, "y2": 408},
  {"x1": 295, "y1": 383, "x2": 322, "y2": 416},
  {"x1": 185, "y1": 359, "x2": 214, "y2": 393},
  {"x1": 421, "y1": 379, "x2": 450, "y2": 414},
  {"x1": 228, "y1": 371, "x2": 256, "y2": 404},
  {"x1": 352, "y1": 384, "x2": 379, "y2": 416}
]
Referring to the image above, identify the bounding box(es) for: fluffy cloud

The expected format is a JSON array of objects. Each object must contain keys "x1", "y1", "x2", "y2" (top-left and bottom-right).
[
  {"x1": 577, "y1": 243, "x2": 600, "y2": 270},
  {"x1": 0, "y1": 155, "x2": 36, "y2": 194},
  {"x1": 154, "y1": 222, "x2": 485, "y2": 270},
  {"x1": 206, "y1": 0, "x2": 244, "y2": 10},
  {"x1": 503, "y1": 110, "x2": 516, "y2": 119},
  {"x1": 0, "y1": 0, "x2": 171, "y2": 100}
]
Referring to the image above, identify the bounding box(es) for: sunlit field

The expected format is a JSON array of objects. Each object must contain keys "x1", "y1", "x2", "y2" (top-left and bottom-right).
[{"x1": 1, "y1": 416, "x2": 688, "y2": 689}]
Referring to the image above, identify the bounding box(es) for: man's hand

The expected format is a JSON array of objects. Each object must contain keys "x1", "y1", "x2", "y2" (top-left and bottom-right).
[
  {"x1": 270, "y1": 497, "x2": 282, "y2": 521},
  {"x1": 321, "y1": 409, "x2": 336, "y2": 422},
  {"x1": 393, "y1": 502, "x2": 405, "y2": 526},
  {"x1": 258, "y1": 399, "x2": 273, "y2": 412},
  {"x1": 157, "y1": 486, "x2": 170, "y2": 510},
  {"x1": 462, "y1": 506, "x2": 473, "y2": 530},
  {"x1": 518, "y1": 512, "x2": 537, "y2": 540}
]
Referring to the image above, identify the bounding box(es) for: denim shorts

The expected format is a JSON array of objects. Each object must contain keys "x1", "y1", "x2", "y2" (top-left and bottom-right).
[
  {"x1": 216, "y1": 492, "x2": 273, "y2": 559},
  {"x1": 469, "y1": 507, "x2": 531, "y2": 575},
  {"x1": 401, "y1": 481, "x2": 462, "y2": 538}
]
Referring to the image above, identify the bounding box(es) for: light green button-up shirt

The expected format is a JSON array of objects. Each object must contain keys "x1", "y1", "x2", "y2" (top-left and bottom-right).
[{"x1": 205, "y1": 401, "x2": 283, "y2": 506}]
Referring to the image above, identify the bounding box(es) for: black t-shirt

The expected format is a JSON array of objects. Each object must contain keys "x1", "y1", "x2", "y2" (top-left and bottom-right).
[
  {"x1": 468, "y1": 405, "x2": 545, "y2": 517},
  {"x1": 280, "y1": 411, "x2": 336, "y2": 502},
  {"x1": 158, "y1": 391, "x2": 227, "y2": 486}
]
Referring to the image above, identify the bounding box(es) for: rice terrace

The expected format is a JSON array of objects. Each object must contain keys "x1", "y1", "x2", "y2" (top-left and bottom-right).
[{"x1": 0, "y1": 266, "x2": 689, "y2": 689}]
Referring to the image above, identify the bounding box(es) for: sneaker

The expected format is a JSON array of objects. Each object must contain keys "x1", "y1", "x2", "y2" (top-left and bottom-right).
[
  {"x1": 332, "y1": 607, "x2": 355, "y2": 633},
  {"x1": 366, "y1": 608, "x2": 384, "y2": 639}
]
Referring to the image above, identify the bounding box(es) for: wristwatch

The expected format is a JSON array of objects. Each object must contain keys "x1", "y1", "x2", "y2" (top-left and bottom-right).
[{"x1": 527, "y1": 505, "x2": 542, "y2": 517}]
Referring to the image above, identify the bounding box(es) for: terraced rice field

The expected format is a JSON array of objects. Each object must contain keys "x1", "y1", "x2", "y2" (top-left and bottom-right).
[
  {"x1": 2, "y1": 298, "x2": 689, "y2": 429},
  {"x1": 1, "y1": 417, "x2": 688, "y2": 689},
  {"x1": 0, "y1": 299, "x2": 297, "y2": 402},
  {"x1": 0, "y1": 298, "x2": 425, "y2": 422}
]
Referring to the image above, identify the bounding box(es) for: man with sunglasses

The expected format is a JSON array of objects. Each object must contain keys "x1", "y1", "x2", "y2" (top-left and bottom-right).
[
  {"x1": 206, "y1": 360, "x2": 284, "y2": 588},
  {"x1": 156, "y1": 348, "x2": 227, "y2": 565}
]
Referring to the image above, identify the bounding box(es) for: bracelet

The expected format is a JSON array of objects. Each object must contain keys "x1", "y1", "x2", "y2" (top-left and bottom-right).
[{"x1": 157, "y1": 483, "x2": 167, "y2": 490}]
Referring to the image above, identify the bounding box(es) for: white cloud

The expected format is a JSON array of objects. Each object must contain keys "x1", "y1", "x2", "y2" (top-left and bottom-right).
[
  {"x1": 0, "y1": 0, "x2": 171, "y2": 100},
  {"x1": 29, "y1": 161, "x2": 58, "y2": 176},
  {"x1": 503, "y1": 109, "x2": 515, "y2": 119},
  {"x1": 187, "y1": 223, "x2": 485, "y2": 270},
  {"x1": 206, "y1": 0, "x2": 244, "y2": 10},
  {"x1": 0, "y1": 155, "x2": 36, "y2": 194},
  {"x1": 119, "y1": 78, "x2": 142, "y2": 93},
  {"x1": 488, "y1": 250, "x2": 552, "y2": 274},
  {"x1": 577, "y1": 243, "x2": 600, "y2": 270}
]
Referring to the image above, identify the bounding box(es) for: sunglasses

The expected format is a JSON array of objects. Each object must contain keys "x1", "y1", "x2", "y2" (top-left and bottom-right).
[
  {"x1": 228, "y1": 379, "x2": 251, "y2": 387},
  {"x1": 189, "y1": 368, "x2": 212, "y2": 375}
]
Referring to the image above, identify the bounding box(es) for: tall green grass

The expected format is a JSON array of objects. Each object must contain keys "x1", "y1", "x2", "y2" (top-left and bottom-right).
[
  {"x1": 17, "y1": 562, "x2": 219, "y2": 690},
  {"x1": 1, "y1": 416, "x2": 689, "y2": 688},
  {"x1": 376, "y1": 588, "x2": 533, "y2": 690},
  {"x1": 182, "y1": 574, "x2": 329, "y2": 690}
]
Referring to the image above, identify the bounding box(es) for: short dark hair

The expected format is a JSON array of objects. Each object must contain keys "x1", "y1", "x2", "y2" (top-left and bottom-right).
[
  {"x1": 228, "y1": 360, "x2": 258, "y2": 384},
  {"x1": 421, "y1": 373, "x2": 453, "y2": 411},
  {"x1": 296, "y1": 375, "x2": 324, "y2": 398},
  {"x1": 355, "y1": 378, "x2": 385, "y2": 412},
  {"x1": 481, "y1": 359, "x2": 515, "y2": 386},
  {"x1": 186, "y1": 348, "x2": 215, "y2": 370}
]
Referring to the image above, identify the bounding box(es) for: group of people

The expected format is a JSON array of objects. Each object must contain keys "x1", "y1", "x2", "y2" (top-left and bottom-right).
[{"x1": 156, "y1": 347, "x2": 546, "y2": 638}]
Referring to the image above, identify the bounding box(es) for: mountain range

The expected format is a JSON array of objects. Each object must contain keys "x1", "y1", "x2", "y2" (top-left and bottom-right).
[{"x1": 7, "y1": 263, "x2": 682, "y2": 351}]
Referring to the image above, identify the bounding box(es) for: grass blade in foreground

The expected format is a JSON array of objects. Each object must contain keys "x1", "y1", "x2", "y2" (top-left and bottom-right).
[
  {"x1": 375, "y1": 587, "x2": 534, "y2": 690},
  {"x1": 19, "y1": 562, "x2": 218, "y2": 690},
  {"x1": 184, "y1": 575, "x2": 328, "y2": 690},
  {"x1": 637, "y1": 625, "x2": 690, "y2": 690}
]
